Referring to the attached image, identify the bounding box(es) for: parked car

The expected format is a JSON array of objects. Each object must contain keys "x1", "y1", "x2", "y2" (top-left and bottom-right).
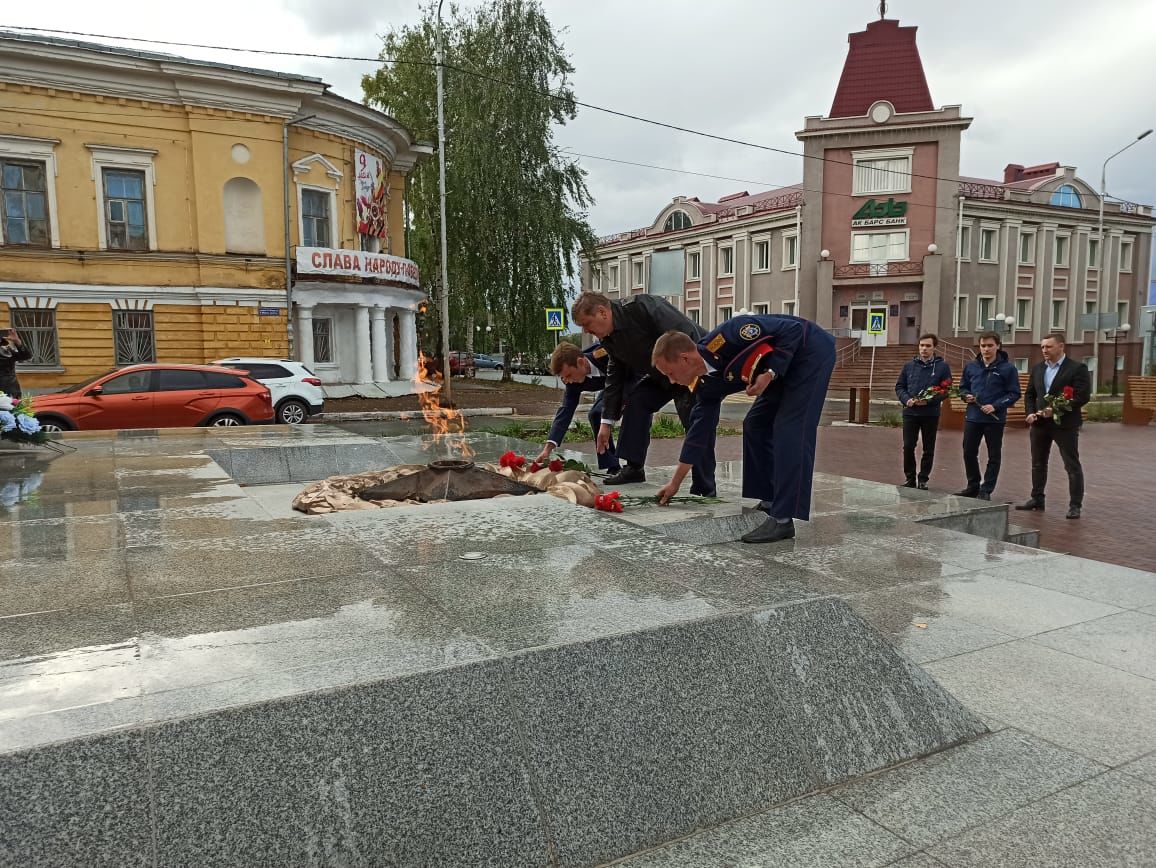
[
  {"x1": 214, "y1": 357, "x2": 324, "y2": 425},
  {"x1": 33, "y1": 365, "x2": 274, "y2": 432},
  {"x1": 473, "y1": 353, "x2": 503, "y2": 370},
  {"x1": 509, "y1": 353, "x2": 549, "y2": 376},
  {"x1": 448, "y1": 351, "x2": 476, "y2": 377}
]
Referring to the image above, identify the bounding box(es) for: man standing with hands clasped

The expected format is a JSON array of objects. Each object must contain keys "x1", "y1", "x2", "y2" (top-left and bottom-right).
[
  {"x1": 894, "y1": 333, "x2": 952, "y2": 490},
  {"x1": 0, "y1": 328, "x2": 33, "y2": 398},
  {"x1": 1017, "y1": 333, "x2": 1091, "y2": 519},
  {"x1": 955, "y1": 332, "x2": 1021, "y2": 501}
]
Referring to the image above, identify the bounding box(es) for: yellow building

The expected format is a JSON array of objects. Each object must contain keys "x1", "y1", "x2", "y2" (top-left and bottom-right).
[{"x1": 0, "y1": 30, "x2": 431, "y2": 393}]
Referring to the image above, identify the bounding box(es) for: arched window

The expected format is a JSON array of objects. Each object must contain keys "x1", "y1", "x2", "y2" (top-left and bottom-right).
[
  {"x1": 1050, "y1": 185, "x2": 1081, "y2": 208},
  {"x1": 663, "y1": 210, "x2": 692, "y2": 232},
  {"x1": 223, "y1": 177, "x2": 265, "y2": 254}
]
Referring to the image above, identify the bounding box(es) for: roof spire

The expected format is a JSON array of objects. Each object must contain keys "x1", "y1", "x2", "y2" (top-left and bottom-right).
[{"x1": 878, "y1": 1, "x2": 887, "y2": 19}]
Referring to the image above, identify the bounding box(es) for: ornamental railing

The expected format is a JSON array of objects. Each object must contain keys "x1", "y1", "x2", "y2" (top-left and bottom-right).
[
  {"x1": 958, "y1": 181, "x2": 1005, "y2": 200},
  {"x1": 833, "y1": 261, "x2": 924, "y2": 279}
]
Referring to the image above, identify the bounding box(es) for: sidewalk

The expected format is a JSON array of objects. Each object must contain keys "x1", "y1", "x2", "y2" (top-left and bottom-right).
[{"x1": 567, "y1": 422, "x2": 1156, "y2": 573}]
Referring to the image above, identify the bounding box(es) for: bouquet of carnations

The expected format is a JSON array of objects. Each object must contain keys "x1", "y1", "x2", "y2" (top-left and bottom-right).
[
  {"x1": 915, "y1": 378, "x2": 957, "y2": 403},
  {"x1": 0, "y1": 391, "x2": 46, "y2": 445},
  {"x1": 1043, "y1": 385, "x2": 1076, "y2": 424}
]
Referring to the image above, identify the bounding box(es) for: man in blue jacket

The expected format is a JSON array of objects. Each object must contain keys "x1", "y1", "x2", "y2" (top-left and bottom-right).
[
  {"x1": 894, "y1": 334, "x2": 953, "y2": 490},
  {"x1": 532, "y1": 342, "x2": 626, "y2": 472},
  {"x1": 650, "y1": 313, "x2": 836, "y2": 543},
  {"x1": 955, "y1": 332, "x2": 1021, "y2": 500}
]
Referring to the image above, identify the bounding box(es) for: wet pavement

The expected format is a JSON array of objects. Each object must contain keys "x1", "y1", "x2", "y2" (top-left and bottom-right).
[{"x1": 1, "y1": 426, "x2": 1154, "y2": 866}]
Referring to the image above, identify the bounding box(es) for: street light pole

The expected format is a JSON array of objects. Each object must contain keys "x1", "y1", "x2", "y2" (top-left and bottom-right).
[
  {"x1": 1111, "y1": 323, "x2": 1133, "y2": 397},
  {"x1": 435, "y1": 0, "x2": 453, "y2": 401},
  {"x1": 1094, "y1": 129, "x2": 1152, "y2": 389}
]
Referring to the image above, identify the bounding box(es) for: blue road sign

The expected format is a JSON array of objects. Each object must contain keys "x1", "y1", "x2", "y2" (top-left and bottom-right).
[
  {"x1": 545, "y1": 308, "x2": 565, "y2": 331},
  {"x1": 868, "y1": 312, "x2": 886, "y2": 335}
]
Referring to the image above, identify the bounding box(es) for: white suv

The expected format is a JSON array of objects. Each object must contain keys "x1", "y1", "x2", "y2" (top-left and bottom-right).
[{"x1": 214, "y1": 358, "x2": 325, "y2": 424}]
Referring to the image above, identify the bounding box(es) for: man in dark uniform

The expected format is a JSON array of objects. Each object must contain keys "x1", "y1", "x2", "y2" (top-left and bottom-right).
[
  {"x1": 532, "y1": 341, "x2": 629, "y2": 472},
  {"x1": 570, "y1": 291, "x2": 713, "y2": 494},
  {"x1": 651, "y1": 313, "x2": 836, "y2": 543},
  {"x1": 0, "y1": 328, "x2": 33, "y2": 398}
]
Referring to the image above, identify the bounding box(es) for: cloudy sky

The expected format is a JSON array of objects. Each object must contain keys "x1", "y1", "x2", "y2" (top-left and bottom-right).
[{"x1": 5, "y1": 0, "x2": 1156, "y2": 239}]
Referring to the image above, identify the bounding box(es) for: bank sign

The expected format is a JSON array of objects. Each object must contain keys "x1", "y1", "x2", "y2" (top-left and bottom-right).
[
  {"x1": 851, "y1": 198, "x2": 908, "y2": 228},
  {"x1": 296, "y1": 247, "x2": 420, "y2": 288}
]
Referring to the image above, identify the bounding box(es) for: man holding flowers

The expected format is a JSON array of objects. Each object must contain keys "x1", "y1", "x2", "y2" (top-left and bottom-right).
[
  {"x1": 894, "y1": 333, "x2": 953, "y2": 490},
  {"x1": 1017, "y1": 333, "x2": 1091, "y2": 519}
]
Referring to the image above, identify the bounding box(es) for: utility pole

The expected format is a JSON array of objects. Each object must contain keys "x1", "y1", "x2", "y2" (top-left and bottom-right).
[{"x1": 436, "y1": 0, "x2": 453, "y2": 401}]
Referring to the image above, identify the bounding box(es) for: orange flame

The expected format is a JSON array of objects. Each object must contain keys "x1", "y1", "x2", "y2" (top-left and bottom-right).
[{"x1": 415, "y1": 352, "x2": 475, "y2": 458}]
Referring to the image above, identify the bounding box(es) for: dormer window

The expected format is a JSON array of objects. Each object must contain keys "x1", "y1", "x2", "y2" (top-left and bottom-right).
[
  {"x1": 1050, "y1": 185, "x2": 1081, "y2": 208},
  {"x1": 663, "y1": 210, "x2": 692, "y2": 232}
]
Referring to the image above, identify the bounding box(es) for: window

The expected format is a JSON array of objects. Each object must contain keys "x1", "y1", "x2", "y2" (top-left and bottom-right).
[
  {"x1": 1018, "y1": 231, "x2": 1036, "y2": 265},
  {"x1": 113, "y1": 310, "x2": 156, "y2": 364},
  {"x1": 977, "y1": 296, "x2": 995, "y2": 330},
  {"x1": 979, "y1": 227, "x2": 998, "y2": 262},
  {"x1": 1016, "y1": 297, "x2": 1032, "y2": 329},
  {"x1": 718, "y1": 245, "x2": 734, "y2": 276},
  {"x1": 359, "y1": 234, "x2": 381, "y2": 253},
  {"x1": 754, "y1": 303, "x2": 770, "y2": 315},
  {"x1": 224, "y1": 362, "x2": 292, "y2": 380},
  {"x1": 591, "y1": 268, "x2": 601, "y2": 291},
  {"x1": 687, "y1": 308, "x2": 700, "y2": 325},
  {"x1": 608, "y1": 263, "x2": 619, "y2": 290},
  {"x1": 312, "y1": 317, "x2": 334, "y2": 364},
  {"x1": 103, "y1": 169, "x2": 149, "y2": 251},
  {"x1": 9, "y1": 309, "x2": 58, "y2": 366},
  {"x1": 954, "y1": 295, "x2": 968, "y2": 331},
  {"x1": 852, "y1": 148, "x2": 912, "y2": 195},
  {"x1": 957, "y1": 224, "x2": 971, "y2": 260},
  {"x1": 782, "y1": 300, "x2": 796, "y2": 316},
  {"x1": 1088, "y1": 237, "x2": 1100, "y2": 268},
  {"x1": 782, "y1": 233, "x2": 798, "y2": 269},
  {"x1": 203, "y1": 372, "x2": 247, "y2": 389},
  {"x1": 851, "y1": 231, "x2": 908, "y2": 263},
  {"x1": 1054, "y1": 234, "x2": 1070, "y2": 267},
  {"x1": 687, "y1": 251, "x2": 701, "y2": 280},
  {"x1": 157, "y1": 369, "x2": 208, "y2": 391},
  {"x1": 1120, "y1": 238, "x2": 1133, "y2": 272},
  {"x1": 663, "y1": 210, "x2": 692, "y2": 232},
  {"x1": 1118, "y1": 302, "x2": 1129, "y2": 329},
  {"x1": 632, "y1": 259, "x2": 645, "y2": 287},
  {"x1": 301, "y1": 188, "x2": 332, "y2": 248},
  {"x1": 1050, "y1": 185, "x2": 1081, "y2": 208},
  {"x1": 718, "y1": 306, "x2": 733, "y2": 323},
  {"x1": 1, "y1": 161, "x2": 50, "y2": 246},
  {"x1": 753, "y1": 240, "x2": 770, "y2": 271},
  {"x1": 101, "y1": 369, "x2": 152, "y2": 395},
  {"x1": 1051, "y1": 299, "x2": 1066, "y2": 330},
  {"x1": 1015, "y1": 358, "x2": 1029, "y2": 373},
  {"x1": 1083, "y1": 300, "x2": 1096, "y2": 332}
]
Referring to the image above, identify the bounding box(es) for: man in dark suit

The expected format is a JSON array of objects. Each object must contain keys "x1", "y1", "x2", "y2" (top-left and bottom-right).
[
  {"x1": 650, "y1": 313, "x2": 836, "y2": 543},
  {"x1": 1016, "y1": 333, "x2": 1092, "y2": 519},
  {"x1": 571, "y1": 291, "x2": 711, "y2": 493}
]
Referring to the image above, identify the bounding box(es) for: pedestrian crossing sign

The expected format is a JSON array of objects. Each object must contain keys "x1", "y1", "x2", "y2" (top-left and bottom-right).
[
  {"x1": 868, "y1": 312, "x2": 886, "y2": 335},
  {"x1": 545, "y1": 308, "x2": 565, "y2": 331}
]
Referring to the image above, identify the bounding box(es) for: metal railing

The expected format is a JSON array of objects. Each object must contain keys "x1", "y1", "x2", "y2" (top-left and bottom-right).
[
  {"x1": 937, "y1": 338, "x2": 974, "y2": 372},
  {"x1": 833, "y1": 261, "x2": 924, "y2": 279},
  {"x1": 834, "y1": 338, "x2": 862, "y2": 368}
]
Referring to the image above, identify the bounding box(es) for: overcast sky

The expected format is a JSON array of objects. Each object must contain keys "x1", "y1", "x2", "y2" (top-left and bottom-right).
[{"x1": 6, "y1": 0, "x2": 1156, "y2": 241}]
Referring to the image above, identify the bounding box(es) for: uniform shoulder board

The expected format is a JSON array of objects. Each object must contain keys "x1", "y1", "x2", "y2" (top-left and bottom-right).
[
  {"x1": 592, "y1": 346, "x2": 608, "y2": 359},
  {"x1": 706, "y1": 333, "x2": 726, "y2": 354},
  {"x1": 738, "y1": 322, "x2": 761, "y2": 341}
]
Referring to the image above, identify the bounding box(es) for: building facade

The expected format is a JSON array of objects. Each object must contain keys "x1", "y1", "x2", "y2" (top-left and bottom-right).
[
  {"x1": 0, "y1": 31, "x2": 430, "y2": 393},
  {"x1": 582, "y1": 17, "x2": 1154, "y2": 383}
]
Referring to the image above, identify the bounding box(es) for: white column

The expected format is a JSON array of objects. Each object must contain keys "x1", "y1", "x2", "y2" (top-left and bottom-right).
[
  {"x1": 354, "y1": 304, "x2": 373, "y2": 384},
  {"x1": 297, "y1": 305, "x2": 315, "y2": 367},
  {"x1": 371, "y1": 305, "x2": 390, "y2": 382},
  {"x1": 398, "y1": 308, "x2": 418, "y2": 380},
  {"x1": 384, "y1": 311, "x2": 396, "y2": 380}
]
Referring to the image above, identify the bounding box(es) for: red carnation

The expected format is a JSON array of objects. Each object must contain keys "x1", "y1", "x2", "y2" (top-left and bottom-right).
[
  {"x1": 499, "y1": 451, "x2": 526, "y2": 469},
  {"x1": 548, "y1": 458, "x2": 564, "y2": 472},
  {"x1": 940, "y1": 378, "x2": 952, "y2": 387},
  {"x1": 1062, "y1": 386, "x2": 1074, "y2": 399},
  {"x1": 529, "y1": 461, "x2": 541, "y2": 473},
  {"x1": 594, "y1": 491, "x2": 624, "y2": 512}
]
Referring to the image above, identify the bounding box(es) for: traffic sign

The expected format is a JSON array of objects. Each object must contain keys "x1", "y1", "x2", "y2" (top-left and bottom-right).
[
  {"x1": 545, "y1": 308, "x2": 565, "y2": 331},
  {"x1": 868, "y1": 312, "x2": 886, "y2": 335}
]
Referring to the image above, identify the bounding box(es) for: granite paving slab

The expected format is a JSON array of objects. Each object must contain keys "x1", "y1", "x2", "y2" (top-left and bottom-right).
[
  {"x1": 617, "y1": 794, "x2": 914, "y2": 868},
  {"x1": 1032, "y1": 610, "x2": 1156, "y2": 679},
  {"x1": 1, "y1": 550, "x2": 130, "y2": 617},
  {"x1": 979, "y1": 555, "x2": 1156, "y2": 610},
  {"x1": 1118, "y1": 751, "x2": 1156, "y2": 786},
  {"x1": 929, "y1": 771, "x2": 1156, "y2": 867},
  {"x1": 925, "y1": 640, "x2": 1156, "y2": 765},
  {"x1": 831, "y1": 728, "x2": 1105, "y2": 848}
]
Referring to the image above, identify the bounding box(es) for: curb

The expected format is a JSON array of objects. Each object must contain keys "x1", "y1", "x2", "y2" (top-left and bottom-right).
[{"x1": 318, "y1": 407, "x2": 515, "y2": 422}]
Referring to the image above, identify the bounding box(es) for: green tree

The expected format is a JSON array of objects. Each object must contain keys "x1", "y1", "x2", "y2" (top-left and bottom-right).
[{"x1": 363, "y1": 0, "x2": 596, "y2": 380}]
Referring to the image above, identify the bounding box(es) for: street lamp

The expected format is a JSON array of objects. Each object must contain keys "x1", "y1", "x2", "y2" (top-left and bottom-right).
[
  {"x1": 1110, "y1": 322, "x2": 1132, "y2": 397},
  {"x1": 1093, "y1": 129, "x2": 1152, "y2": 387},
  {"x1": 990, "y1": 313, "x2": 1015, "y2": 334},
  {"x1": 435, "y1": 0, "x2": 453, "y2": 400}
]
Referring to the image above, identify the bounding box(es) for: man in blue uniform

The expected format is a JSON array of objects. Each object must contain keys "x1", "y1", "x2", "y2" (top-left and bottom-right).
[
  {"x1": 651, "y1": 313, "x2": 836, "y2": 543},
  {"x1": 532, "y1": 342, "x2": 625, "y2": 472}
]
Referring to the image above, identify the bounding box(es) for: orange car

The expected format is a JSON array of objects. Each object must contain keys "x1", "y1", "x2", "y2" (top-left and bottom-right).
[{"x1": 32, "y1": 364, "x2": 274, "y2": 432}]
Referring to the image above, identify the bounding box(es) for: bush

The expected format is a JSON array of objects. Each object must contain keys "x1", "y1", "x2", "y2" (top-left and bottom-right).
[
  {"x1": 1085, "y1": 402, "x2": 1122, "y2": 423},
  {"x1": 877, "y1": 410, "x2": 903, "y2": 428}
]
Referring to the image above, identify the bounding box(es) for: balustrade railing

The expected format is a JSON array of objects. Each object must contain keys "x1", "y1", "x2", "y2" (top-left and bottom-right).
[{"x1": 833, "y1": 261, "x2": 924, "y2": 279}]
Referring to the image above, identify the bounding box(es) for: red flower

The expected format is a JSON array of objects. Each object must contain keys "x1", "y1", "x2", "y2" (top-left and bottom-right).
[
  {"x1": 940, "y1": 378, "x2": 953, "y2": 387},
  {"x1": 1062, "y1": 386, "x2": 1075, "y2": 399},
  {"x1": 548, "y1": 458, "x2": 564, "y2": 472},
  {"x1": 594, "y1": 491, "x2": 624, "y2": 512},
  {"x1": 528, "y1": 461, "x2": 541, "y2": 473},
  {"x1": 499, "y1": 451, "x2": 526, "y2": 469}
]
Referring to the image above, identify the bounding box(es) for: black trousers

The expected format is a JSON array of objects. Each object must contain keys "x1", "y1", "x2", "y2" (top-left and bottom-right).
[
  {"x1": 901, "y1": 416, "x2": 940, "y2": 483},
  {"x1": 617, "y1": 377, "x2": 715, "y2": 493},
  {"x1": 1030, "y1": 423, "x2": 1084, "y2": 507},
  {"x1": 962, "y1": 421, "x2": 1005, "y2": 494}
]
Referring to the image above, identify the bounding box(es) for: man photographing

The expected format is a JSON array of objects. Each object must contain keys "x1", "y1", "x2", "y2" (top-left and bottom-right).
[{"x1": 0, "y1": 328, "x2": 33, "y2": 398}]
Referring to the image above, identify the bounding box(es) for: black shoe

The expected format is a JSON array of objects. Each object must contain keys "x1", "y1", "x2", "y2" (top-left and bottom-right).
[
  {"x1": 1066, "y1": 506, "x2": 1081, "y2": 519},
  {"x1": 604, "y1": 465, "x2": 646, "y2": 485},
  {"x1": 741, "y1": 518, "x2": 796, "y2": 544},
  {"x1": 917, "y1": 481, "x2": 929, "y2": 490},
  {"x1": 902, "y1": 479, "x2": 917, "y2": 488},
  {"x1": 954, "y1": 488, "x2": 980, "y2": 498},
  {"x1": 976, "y1": 492, "x2": 991, "y2": 501},
  {"x1": 1015, "y1": 498, "x2": 1045, "y2": 511}
]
